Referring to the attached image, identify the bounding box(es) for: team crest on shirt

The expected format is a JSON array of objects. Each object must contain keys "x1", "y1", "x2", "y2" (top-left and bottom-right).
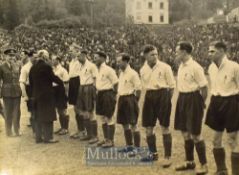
[
  {"x1": 184, "y1": 73, "x2": 193, "y2": 81},
  {"x1": 101, "y1": 74, "x2": 105, "y2": 80},
  {"x1": 224, "y1": 74, "x2": 233, "y2": 83},
  {"x1": 158, "y1": 71, "x2": 162, "y2": 78},
  {"x1": 224, "y1": 75, "x2": 227, "y2": 81}
]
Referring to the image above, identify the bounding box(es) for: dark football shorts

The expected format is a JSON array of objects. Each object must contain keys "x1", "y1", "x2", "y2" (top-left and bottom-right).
[
  {"x1": 205, "y1": 95, "x2": 239, "y2": 133},
  {"x1": 68, "y1": 76, "x2": 80, "y2": 105},
  {"x1": 76, "y1": 84, "x2": 95, "y2": 112},
  {"x1": 142, "y1": 88, "x2": 172, "y2": 128},
  {"x1": 117, "y1": 94, "x2": 139, "y2": 125},
  {"x1": 174, "y1": 91, "x2": 205, "y2": 135},
  {"x1": 96, "y1": 89, "x2": 116, "y2": 118}
]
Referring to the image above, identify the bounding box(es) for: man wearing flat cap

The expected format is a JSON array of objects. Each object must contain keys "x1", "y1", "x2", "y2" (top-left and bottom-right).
[{"x1": 0, "y1": 48, "x2": 22, "y2": 137}]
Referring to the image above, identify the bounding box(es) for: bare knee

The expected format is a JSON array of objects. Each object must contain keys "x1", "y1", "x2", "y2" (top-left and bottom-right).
[
  {"x1": 192, "y1": 135, "x2": 202, "y2": 143},
  {"x1": 213, "y1": 132, "x2": 223, "y2": 148},
  {"x1": 182, "y1": 132, "x2": 191, "y2": 140},
  {"x1": 89, "y1": 112, "x2": 95, "y2": 121},
  {"x1": 79, "y1": 111, "x2": 89, "y2": 119},
  {"x1": 131, "y1": 125, "x2": 138, "y2": 132},
  {"x1": 123, "y1": 124, "x2": 130, "y2": 131},
  {"x1": 100, "y1": 115, "x2": 106, "y2": 123},
  {"x1": 145, "y1": 127, "x2": 154, "y2": 136},
  {"x1": 105, "y1": 117, "x2": 114, "y2": 125},
  {"x1": 161, "y1": 126, "x2": 170, "y2": 135},
  {"x1": 227, "y1": 132, "x2": 239, "y2": 152}
]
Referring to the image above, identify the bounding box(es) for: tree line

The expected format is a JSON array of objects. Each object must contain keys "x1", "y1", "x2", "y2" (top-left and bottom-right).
[{"x1": 0, "y1": 0, "x2": 238, "y2": 30}]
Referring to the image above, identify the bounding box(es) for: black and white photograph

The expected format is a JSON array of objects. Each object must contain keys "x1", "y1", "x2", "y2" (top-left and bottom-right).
[{"x1": 0, "y1": 0, "x2": 239, "y2": 175}]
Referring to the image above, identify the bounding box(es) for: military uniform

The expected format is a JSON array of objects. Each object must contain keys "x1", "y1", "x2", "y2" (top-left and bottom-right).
[{"x1": 0, "y1": 49, "x2": 22, "y2": 136}]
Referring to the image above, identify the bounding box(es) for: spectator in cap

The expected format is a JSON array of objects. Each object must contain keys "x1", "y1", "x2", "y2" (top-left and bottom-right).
[
  {"x1": 3, "y1": 48, "x2": 17, "y2": 55},
  {"x1": 0, "y1": 48, "x2": 22, "y2": 137}
]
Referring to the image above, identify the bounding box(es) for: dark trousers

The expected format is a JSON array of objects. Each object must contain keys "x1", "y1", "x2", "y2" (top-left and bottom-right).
[
  {"x1": 30, "y1": 112, "x2": 36, "y2": 133},
  {"x1": 35, "y1": 121, "x2": 53, "y2": 141},
  {"x1": 0, "y1": 100, "x2": 5, "y2": 118},
  {"x1": 3, "y1": 97, "x2": 21, "y2": 135}
]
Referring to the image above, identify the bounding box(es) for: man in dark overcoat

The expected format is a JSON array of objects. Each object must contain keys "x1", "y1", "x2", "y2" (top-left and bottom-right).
[{"x1": 29, "y1": 50, "x2": 63, "y2": 143}]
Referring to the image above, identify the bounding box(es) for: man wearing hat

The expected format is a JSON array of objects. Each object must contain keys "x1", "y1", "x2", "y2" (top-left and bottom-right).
[{"x1": 0, "y1": 48, "x2": 22, "y2": 137}]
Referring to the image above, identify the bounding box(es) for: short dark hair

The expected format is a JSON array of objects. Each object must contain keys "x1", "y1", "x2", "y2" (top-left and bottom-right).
[
  {"x1": 178, "y1": 41, "x2": 193, "y2": 54},
  {"x1": 55, "y1": 56, "x2": 62, "y2": 62},
  {"x1": 4, "y1": 48, "x2": 17, "y2": 55},
  {"x1": 143, "y1": 45, "x2": 157, "y2": 55},
  {"x1": 95, "y1": 51, "x2": 107, "y2": 59},
  {"x1": 121, "y1": 53, "x2": 131, "y2": 63},
  {"x1": 80, "y1": 50, "x2": 88, "y2": 55},
  {"x1": 28, "y1": 50, "x2": 37, "y2": 57},
  {"x1": 210, "y1": 41, "x2": 227, "y2": 52},
  {"x1": 21, "y1": 50, "x2": 29, "y2": 55}
]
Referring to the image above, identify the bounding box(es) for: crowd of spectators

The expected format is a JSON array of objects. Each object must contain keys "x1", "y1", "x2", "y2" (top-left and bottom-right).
[{"x1": 0, "y1": 23, "x2": 239, "y2": 73}]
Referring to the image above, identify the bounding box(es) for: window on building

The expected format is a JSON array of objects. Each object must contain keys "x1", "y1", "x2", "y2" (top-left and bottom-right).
[
  {"x1": 149, "y1": 16, "x2": 153, "y2": 22},
  {"x1": 136, "y1": 1, "x2": 141, "y2": 9},
  {"x1": 148, "y1": 2, "x2": 153, "y2": 9},
  {"x1": 160, "y1": 2, "x2": 164, "y2": 9},
  {"x1": 136, "y1": 13, "x2": 141, "y2": 20},
  {"x1": 160, "y1": 15, "x2": 164, "y2": 22}
]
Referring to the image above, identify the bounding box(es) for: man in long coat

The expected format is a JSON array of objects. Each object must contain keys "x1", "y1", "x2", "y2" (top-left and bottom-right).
[{"x1": 29, "y1": 50, "x2": 63, "y2": 143}]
